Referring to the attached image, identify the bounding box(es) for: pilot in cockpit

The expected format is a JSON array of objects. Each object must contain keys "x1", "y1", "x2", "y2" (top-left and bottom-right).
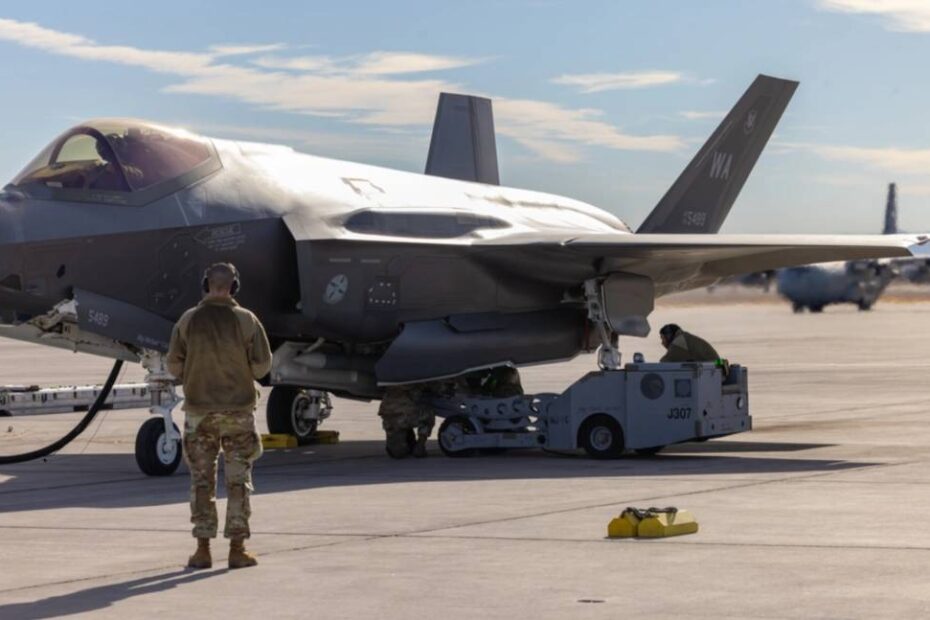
[{"x1": 102, "y1": 131, "x2": 146, "y2": 188}]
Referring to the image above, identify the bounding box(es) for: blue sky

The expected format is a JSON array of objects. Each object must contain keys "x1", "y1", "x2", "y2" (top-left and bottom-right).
[{"x1": 2, "y1": 0, "x2": 930, "y2": 233}]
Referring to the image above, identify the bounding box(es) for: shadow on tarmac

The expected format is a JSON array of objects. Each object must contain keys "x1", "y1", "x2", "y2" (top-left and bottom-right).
[
  {"x1": 0, "y1": 438, "x2": 856, "y2": 515},
  {"x1": 0, "y1": 568, "x2": 224, "y2": 619}
]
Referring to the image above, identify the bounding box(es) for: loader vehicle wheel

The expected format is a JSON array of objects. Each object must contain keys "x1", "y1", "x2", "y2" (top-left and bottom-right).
[
  {"x1": 267, "y1": 386, "x2": 318, "y2": 445},
  {"x1": 578, "y1": 414, "x2": 625, "y2": 459},
  {"x1": 438, "y1": 415, "x2": 479, "y2": 457},
  {"x1": 135, "y1": 417, "x2": 182, "y2": 476}
]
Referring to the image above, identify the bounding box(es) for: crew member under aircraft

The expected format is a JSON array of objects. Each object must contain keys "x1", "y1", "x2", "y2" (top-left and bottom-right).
[
  {"x1": 463, "y1": 366, "x2": 524, "y2": 398},
  {"x1": 378, "y1": 384, "x2": 437, "y2": 459},
  {"x1": 167, "y1": 262, "x2": 272, "y2": 570},
  {"x1": 659, "y1": 323, "x2": 721, "y2": 363}
]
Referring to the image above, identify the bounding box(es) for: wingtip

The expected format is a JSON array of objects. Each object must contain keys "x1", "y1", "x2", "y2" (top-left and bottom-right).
[{"x1": 907, "y1": 234, "x2": 930, "y2": 257}]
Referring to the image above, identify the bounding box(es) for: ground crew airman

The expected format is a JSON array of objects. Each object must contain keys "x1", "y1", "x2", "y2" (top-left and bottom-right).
[
  {"x1": 465, "y1": 366, "x2": 524, "y2": 398},
  {"x1": 659, "y1": 323, "x2": 720, "y2": 363},
  {"x1": 167, "y1": 262, "x2": 272, "y2": 570},
  {"x1": 378, "y1": 384, "x2": 437, "y2": 459}
]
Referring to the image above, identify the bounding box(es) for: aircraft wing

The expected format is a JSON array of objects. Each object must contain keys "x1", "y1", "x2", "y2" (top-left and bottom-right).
[{"x1": 514, "y1": 233, "x2": 930, "y2": 294}]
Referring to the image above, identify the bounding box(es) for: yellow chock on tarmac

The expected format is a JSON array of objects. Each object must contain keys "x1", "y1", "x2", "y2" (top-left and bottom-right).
[
  {"x1": 314, "y1": 430, "x2": 340, "y2": 444},
  {"x1": 607, "y1": 507, "x2": 698, "y2": 539},
  {"x1": 261, "y1": 434, "x2": 298, "y2": 449},
  {"x1": 261, "y1": 431, "x2": 340, "y2": 449},
  {"x1": 607, "y1": 510, "x2": 642, "y2": 538}
]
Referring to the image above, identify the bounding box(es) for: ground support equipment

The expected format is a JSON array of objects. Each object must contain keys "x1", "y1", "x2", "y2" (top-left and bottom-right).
[{"x1": 434, "y1": 361, "x2": 750, "y2": 459}]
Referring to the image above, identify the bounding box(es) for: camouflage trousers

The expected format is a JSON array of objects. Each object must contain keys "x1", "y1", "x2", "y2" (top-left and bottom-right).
[
  {"x1": 183, "y1": 410, "x2": 263, "y2": 540},
  {"x1": 378, "y1": 387, "x2": 435, "y2": 436}
]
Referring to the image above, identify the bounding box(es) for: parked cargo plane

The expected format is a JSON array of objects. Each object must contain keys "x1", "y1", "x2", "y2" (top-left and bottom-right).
[
  {"x1": 0, "y1": 75, "x2": 926, "y2": 473},
  {"x1": 777, "y1": 183, "x2": 903, "y2": 312}
]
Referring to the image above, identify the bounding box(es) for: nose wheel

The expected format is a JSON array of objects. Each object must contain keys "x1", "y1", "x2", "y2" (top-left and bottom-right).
[{"x1": 135, "y1": 417, "x2": 182, "y2": 476}]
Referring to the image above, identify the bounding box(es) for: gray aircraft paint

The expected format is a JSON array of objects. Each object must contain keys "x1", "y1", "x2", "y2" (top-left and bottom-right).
[
  {"x1": 0, "y1": 77, "x2": 926, "y2": 395},
  {"x1": 637, "y1": 75, "x2": 798, "y2": 234},
  {"x1": 425, "y1": 93, "x2": 500, "y2": 185}
]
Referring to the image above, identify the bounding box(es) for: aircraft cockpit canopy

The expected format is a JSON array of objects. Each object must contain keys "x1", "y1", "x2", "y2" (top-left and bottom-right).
[{"x1": 10, "y1": 120, "x2": 218, "y2": 202}]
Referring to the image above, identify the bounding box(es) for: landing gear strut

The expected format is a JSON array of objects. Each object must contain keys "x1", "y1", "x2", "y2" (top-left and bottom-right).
[
  {"x1": 584, "y1": 279, "x2": 622, "y2": 370},
  {"x1": 266, "y1": 386, "x2": 332, "y2": 445},
  {"x1": 135, "y1": 351, "x2": 183, "y2": 476}
]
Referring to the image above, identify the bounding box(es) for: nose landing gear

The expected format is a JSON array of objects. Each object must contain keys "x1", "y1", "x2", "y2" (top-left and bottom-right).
[{"x1": 134, "y1": 351, "x2": 183, "y2": 476}]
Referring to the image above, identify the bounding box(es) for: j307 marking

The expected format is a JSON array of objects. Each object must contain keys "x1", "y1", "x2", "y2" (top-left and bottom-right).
[{"x1": 668, "y1": 407, "x2": 691, "y2": 420}]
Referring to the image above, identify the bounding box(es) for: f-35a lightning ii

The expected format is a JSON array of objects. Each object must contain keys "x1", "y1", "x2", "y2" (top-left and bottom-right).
[{"x1": 0, "y1": 75, "x2": 926, "y2": 473}]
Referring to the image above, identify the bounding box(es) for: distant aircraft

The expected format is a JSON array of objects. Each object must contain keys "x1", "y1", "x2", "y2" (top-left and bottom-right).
[
  {"x1": 884, "y1": 183, "x2": 930, "y2": 284},
  {"x1": 777, "y1": 183, "x2": 902, "y2": 312},
  {"x1": 0, "y1": 75, "x2": 926, "y2": 473}
]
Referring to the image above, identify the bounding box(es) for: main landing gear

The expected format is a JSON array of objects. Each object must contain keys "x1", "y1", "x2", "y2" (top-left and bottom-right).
[{"x1": 266, "y1": 386, "x2": 332, "y2": 445}]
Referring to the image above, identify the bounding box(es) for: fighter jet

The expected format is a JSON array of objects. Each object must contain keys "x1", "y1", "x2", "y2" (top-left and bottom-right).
[
  {"x1": 776, "y1": 183, "x2": 902, "y2": 312},
  {"x1": 0, "y1": 74, "x2": 926, "y2": 473}
]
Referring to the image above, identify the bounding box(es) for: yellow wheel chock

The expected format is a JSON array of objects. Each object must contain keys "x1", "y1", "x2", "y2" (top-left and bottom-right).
[
  {"x1": 261, "y1": 430, "x2": 340, "y2": 450},
  {"x1": 261, "y1": 434, "x2": 298, "y2": 449},
  {"x1": 608, "y1": 507, "x2": 698, "y2": 539}
]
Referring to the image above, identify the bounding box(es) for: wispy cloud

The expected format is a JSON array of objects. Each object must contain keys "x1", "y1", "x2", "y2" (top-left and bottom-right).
[
  {"x1": 552, "y1": 70, "x2": 684, "y2": 93},
  {"x1": 817, "y1": 0, "x2": 930, "y2": 33},
  {"x1": 252, "y1": 51, "x2": 482, "y2": 75},
  {"x1": 353, "y1": 52, "x2": 482, "y2": 75},
  {"x1": 0, "y1": 18, "x2": 684, "y2": 161},
  {"x1": 679, "y1": 110, "x2": 726, "y2": 121},
  {"x1": 495, "y1": 98, "x2": 683, "y2": 161},
  {"x1": 779, "y1": 140, "x2": 930, "y2": 174},
  {"x1": 209, "y1": 43, "x2": 287, "y2": 57}
]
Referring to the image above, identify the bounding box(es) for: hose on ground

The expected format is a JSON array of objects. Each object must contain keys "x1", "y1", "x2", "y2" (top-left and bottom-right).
[{"x1": 0, "y1": 360, "x2": 124, "y2": 464}]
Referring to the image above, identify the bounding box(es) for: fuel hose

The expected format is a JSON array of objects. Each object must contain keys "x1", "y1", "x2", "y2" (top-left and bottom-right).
[{"x1": 0, "y1": 359, "x2": 124, "y2": 464}]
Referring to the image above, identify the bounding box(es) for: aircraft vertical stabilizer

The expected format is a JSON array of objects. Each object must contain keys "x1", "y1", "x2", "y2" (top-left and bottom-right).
[
  {"x1": 425, "y1": 93, "x2": 500, "y2": 185},
  {"x1": 883, "y1": 182, "x2": 898, "y2": 234},
  {"x1": 637, "y1": 74, "x2": 798, "y2": 234}
]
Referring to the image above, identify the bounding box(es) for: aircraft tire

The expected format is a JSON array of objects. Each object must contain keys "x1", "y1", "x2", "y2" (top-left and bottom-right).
[
  {"x1": 267, "y1": 386, "x2": 318, "y2": 445},
  {"x1": 857, "y1": 300, "x2": 873, "y2": 311},
  {"x1": 135, "y1": 417, "x2": 182, "y2": 476},
  {"x1": 438, "y1": 415, "x2": 479, "y2": 457},
  {"x1": 791, "y1": 302, "x2": 805, "y2": 313},
  {"x1": 578, "y1": 414, "x2": 625, "y2": 459},
  {"x1": 809, "y1": 305, "x2": 824, "y2": 313}
]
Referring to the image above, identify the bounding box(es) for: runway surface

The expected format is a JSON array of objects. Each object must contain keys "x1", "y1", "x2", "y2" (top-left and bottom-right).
[{"x1": 2, "y1": 297, "x2": 930, "y2": 619}]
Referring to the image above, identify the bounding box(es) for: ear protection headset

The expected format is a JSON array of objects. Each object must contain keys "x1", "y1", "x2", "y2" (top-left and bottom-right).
[{"x1": 202, "y1": 263, "x2": 240, "y2": 296}]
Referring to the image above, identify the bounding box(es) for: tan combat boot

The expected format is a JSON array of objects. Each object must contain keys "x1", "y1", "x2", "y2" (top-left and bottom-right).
[
  {"x1": 229, "y1": 538, "x2": 258, "y2": 569},
  {"x1": 187, "y1": 538, "x2": 212, "y2": 569}
]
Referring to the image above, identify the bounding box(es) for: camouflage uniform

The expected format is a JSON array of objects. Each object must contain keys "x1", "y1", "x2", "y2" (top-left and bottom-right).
[
  {"x1": 462, "y1": 366, "x2": 524, "y2": 398},
  {"x1": 660, "y1": 330, "x2": 720, "y2": 363},
  {"x1": 378, "y1": 385, "x2": 436, "y2": 458},
  {"x1": 167, "y1": 295, "x2": 272, "y2": 542},
  {"x1": 183, "y1": 410, "x2": 263, "y2": 539}
]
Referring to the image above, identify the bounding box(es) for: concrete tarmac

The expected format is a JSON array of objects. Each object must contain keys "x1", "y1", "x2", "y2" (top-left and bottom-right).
[{"x1": 2, "y1": 298, "x2": 930, "y2": 619}]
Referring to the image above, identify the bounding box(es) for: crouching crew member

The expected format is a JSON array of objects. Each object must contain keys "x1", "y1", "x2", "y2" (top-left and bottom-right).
[
  {"x1": 167, "y1": 262, "x2": 272, "y2": 570},
  {"x1": 659, "y1": 323, "x2": 720, "y2": 363},
  {"x1": 466, "y1": 366, "x2": 524, "y2": 398},
  {"x1": 379, "y1": 384, "x2": 436, "y2": 459}
]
